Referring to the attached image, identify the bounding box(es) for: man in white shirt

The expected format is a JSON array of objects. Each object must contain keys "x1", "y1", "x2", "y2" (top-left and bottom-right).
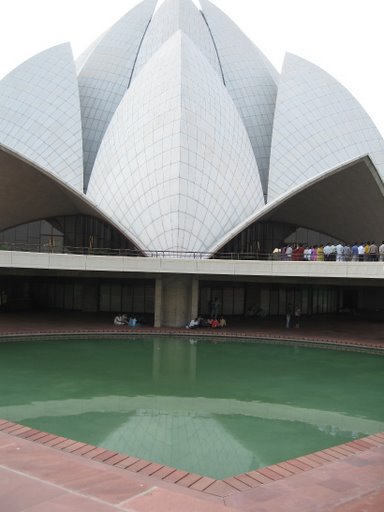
[
  {"x1": 358, "y1": 243, "x2": 365, "y2": 262},
  {"x1": 336, "y1": 243, "x2": 344, "y2": 262},
  {"x1": 304, "y1": 246, "x2": 311, "y2": 261},
  {"x1": 323, "y1": 243, "x2": 331, "y2": 261},
  {"x1": 379, "y1": 241, "x2": 384, "y2": 262},
  {"x1": 329, "y1": 243, "x2": 336, "y2": 261}
]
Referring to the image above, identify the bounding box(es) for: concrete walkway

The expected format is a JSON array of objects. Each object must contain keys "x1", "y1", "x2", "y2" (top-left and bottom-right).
[
  {"x1": 0, "y1": 311, "x2": 383, "y2": 511},
  {"x1": 0, "y1": 424, "x2": 384, "y2": 512}
]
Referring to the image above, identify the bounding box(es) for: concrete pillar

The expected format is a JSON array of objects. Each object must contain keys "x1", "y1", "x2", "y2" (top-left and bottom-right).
[
  {"x1": 191, "y1": 278, "x2": 199, "y2": 320},
  {"x1": 154, "y1": 278, "x2": 162, "y2": 327},
  {"x1": 155, "y1": 275, "x2": 199, "y2": 327}
]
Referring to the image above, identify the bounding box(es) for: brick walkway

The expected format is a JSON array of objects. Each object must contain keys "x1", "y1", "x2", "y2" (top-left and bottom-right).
[
  {"x1": 0, "y1": 311, "x2": 383, "y2": 511},
  {"x1": 0, "y1": 311, "x2": 384, "y2": 352}
]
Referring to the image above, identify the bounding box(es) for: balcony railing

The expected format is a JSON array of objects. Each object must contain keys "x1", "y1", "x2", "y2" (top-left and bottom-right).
[{"x1": 0, "y1": 242, "x2": 382, "y2": 262}]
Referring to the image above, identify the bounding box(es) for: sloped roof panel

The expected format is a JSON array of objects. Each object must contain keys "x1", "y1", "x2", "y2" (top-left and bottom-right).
[
  {"x1": 131, "y1": 0, "x2": 222, "y2": 81},
  {"x1": 0, "y1": 43, "x2": 83, "y2": 191},
  {"x1": 268, "y1": 53, "x2": 384, "y2": 201},
  {"x1": 200, "y1": 0, "x2": 278, "y2": 199},
  {"x1": 87, "y1": 31, "x2": 264, "y2": 253},
  {"x1": 78, "y1": 0, "x2": 157, "y2": 190}
]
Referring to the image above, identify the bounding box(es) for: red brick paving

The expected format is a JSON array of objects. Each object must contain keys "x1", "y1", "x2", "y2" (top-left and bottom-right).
[{"x1": 0, "y1": 311, "x2": 383, "y2": 510}]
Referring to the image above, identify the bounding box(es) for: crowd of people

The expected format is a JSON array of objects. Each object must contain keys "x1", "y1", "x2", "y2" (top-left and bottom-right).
[
  {"x1": 186, "y1": 316, "x2": 227, "y2": 329},
  {"x1": 272, "y1": 241, "x2": 384, "y2": 262},
  {"x1": 186, "y1": 297, "x2": 227, "y2": 329}
]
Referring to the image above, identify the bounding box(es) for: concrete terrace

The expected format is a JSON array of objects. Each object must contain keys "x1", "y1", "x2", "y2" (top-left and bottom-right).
[
  {"x1": 2, "y1": 251, "x2": 384, "y2": 281},
  {"x1": 0, "y1": 311, "x2": 383, "y2": 511}
]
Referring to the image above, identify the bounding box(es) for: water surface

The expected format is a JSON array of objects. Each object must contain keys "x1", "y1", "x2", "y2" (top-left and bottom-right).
[{"x1": 0, "y1": 337, "x2": 383, "y2": 478}]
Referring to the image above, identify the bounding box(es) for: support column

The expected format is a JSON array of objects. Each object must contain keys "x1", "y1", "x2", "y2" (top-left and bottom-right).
[
  {"x1": 191, "y1": 277, "x2": 199, "y2": 320},
  {"x1": 154, "y1": 278, "x2": 162, "y2": 327},
  {"x1": 155, "y1": 275, "x2": 199, "y2": 327}
]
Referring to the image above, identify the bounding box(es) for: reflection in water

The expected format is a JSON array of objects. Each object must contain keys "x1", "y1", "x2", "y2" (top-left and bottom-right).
[
  {"x1": 153, "y1": 338, "x2": 197, "y2": 383},
  {"x1": 102, "y1": 411, "x2": 255, "y2": 477},
  {"x1": 2, "y1": 395, "x2": 383, "y2": 434},
  {"x1": 0, "y1": 337, "x2": 383, "y2": 478}
]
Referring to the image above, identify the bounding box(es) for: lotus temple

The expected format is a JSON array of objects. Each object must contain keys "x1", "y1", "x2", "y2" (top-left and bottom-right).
[{"x1": 1, "y1": 0, "x2": 384, "y2": 326}]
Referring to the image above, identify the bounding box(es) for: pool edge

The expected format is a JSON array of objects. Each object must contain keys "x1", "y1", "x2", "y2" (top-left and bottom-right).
[{"x1": 1, "y1": 418, "x2": 383, "y2": 499}]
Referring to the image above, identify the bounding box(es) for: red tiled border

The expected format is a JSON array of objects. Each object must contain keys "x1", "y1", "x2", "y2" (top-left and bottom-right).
[
  {"x1": 1, "y1": 418, "x2": 383, "y2": 499},
  {"x1": 1, "y1": 327, "x2": 384, "y2": 355}
]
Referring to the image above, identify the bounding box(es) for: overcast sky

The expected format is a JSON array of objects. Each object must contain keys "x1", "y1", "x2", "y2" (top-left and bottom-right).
[{"x1": 1, "y1": 0, "x2": 383, "y2": 135}]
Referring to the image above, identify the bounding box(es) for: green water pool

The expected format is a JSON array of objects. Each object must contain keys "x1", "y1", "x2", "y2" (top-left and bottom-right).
[{"x1": 0, "y1": 336, "x2": 383, "y2": 479}]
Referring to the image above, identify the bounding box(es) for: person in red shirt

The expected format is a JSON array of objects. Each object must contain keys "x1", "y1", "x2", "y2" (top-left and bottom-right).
[{"x1": 293, "y1": 244, "x2": 304, "y2": 261}]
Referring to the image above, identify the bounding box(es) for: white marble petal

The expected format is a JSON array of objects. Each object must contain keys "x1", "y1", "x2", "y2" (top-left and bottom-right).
[
  {"x1": 0, "y1": 43, "x2": 83, "y2": 190},
  {"x1": 132, "y1": 0, "x2": 222, "y2": 81},
  {"x1": 87, "y1": 31, "x2": 264, "y2": 253},
  {"x1": 78, "y1": 0, "x2": 157, "y2": 190},
  {"x1": 200, "y1": 0, "x2": 278, "y2": 199},
  {"x1": 268, "y1": 53, "x2": 384, "y2": 202}
]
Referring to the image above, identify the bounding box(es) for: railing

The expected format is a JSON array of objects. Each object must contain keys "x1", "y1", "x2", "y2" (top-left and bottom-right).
[
  {"x1": 0, "y1": 242, "x2": 254, "y2": 259},
  {"x1": 0, "y1": 242, "x2": 382, "y2": 262}
]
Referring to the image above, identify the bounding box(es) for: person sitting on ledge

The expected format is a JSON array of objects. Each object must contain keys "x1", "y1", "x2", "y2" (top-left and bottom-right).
[
  {"x1": 211, "y1": 318, "x2": 220, "y2": 328},
  {"x1": 197, "y1": 315, "x2": 205, "y2": 327},
  {"x1": 219, "y1": 317, "x2": 227, "y2": 328},
  {"x1": 186, "y1": 318, "x2": 199, "y2": 329},
  {"x1": 198, "y1": 317, "x2": 210, "y2": 328},
  {"x1": 128, "y1": 315, "x2": 138, "y2": 327},
  {"x1": 114, "y1": 314, "x2": 126, "y2": 326}
]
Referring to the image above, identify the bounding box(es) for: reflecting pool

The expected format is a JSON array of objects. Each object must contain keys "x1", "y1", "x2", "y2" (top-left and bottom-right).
[{"x1": 0, "y1": 337, "x2": 383, "y2": 479}]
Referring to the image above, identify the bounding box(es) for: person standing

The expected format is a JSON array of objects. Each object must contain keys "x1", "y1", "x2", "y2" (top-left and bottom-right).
[
  {"x1": 369, "y1": 241, "x2": 378, "y2": 261},
  {"x1": 323, "y1": 243, "x2": 331, "y2": 261},
  {"x1": 351, "y1": 242, "x2": 359, "y2": 262},
  {"x1": 335, "y1": 242, "x2": 344, "y2": 262},
  {"x1": 343, "y1": 243, "x2": 352, "y2": 262},
  {"x1": 317, "y1": 244, "x2": 324, "y2": 261},
  {"x1": 358, "y1": 243, "x2": 365, "y2": 262},
  {"x1": 329, "y1": 243, "x2": 336, "y2": 261},
  {"x1": 294, "y1": 306, "x2": 301, "y2": 328},
  {"x1": 379, "y1": 241, "x2": 384, "y2": 262},
  {"x1": 286, "y1": 303, "x2": 293, "y2": 328},
  {"x1": 210, "y1": 297, "x2": 220, "y2": 320},
  {"x1": 272, "y1": 246, "x2": 281, "y2": 260},
  {"x1": 364, "y1": 242, "x2": 370, "y2": 261}
]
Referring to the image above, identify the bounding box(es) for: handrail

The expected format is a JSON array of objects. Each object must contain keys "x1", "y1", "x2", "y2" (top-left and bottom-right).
[{"x1": 0, "y1": 242, "x2": 382, "y2": 262}]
